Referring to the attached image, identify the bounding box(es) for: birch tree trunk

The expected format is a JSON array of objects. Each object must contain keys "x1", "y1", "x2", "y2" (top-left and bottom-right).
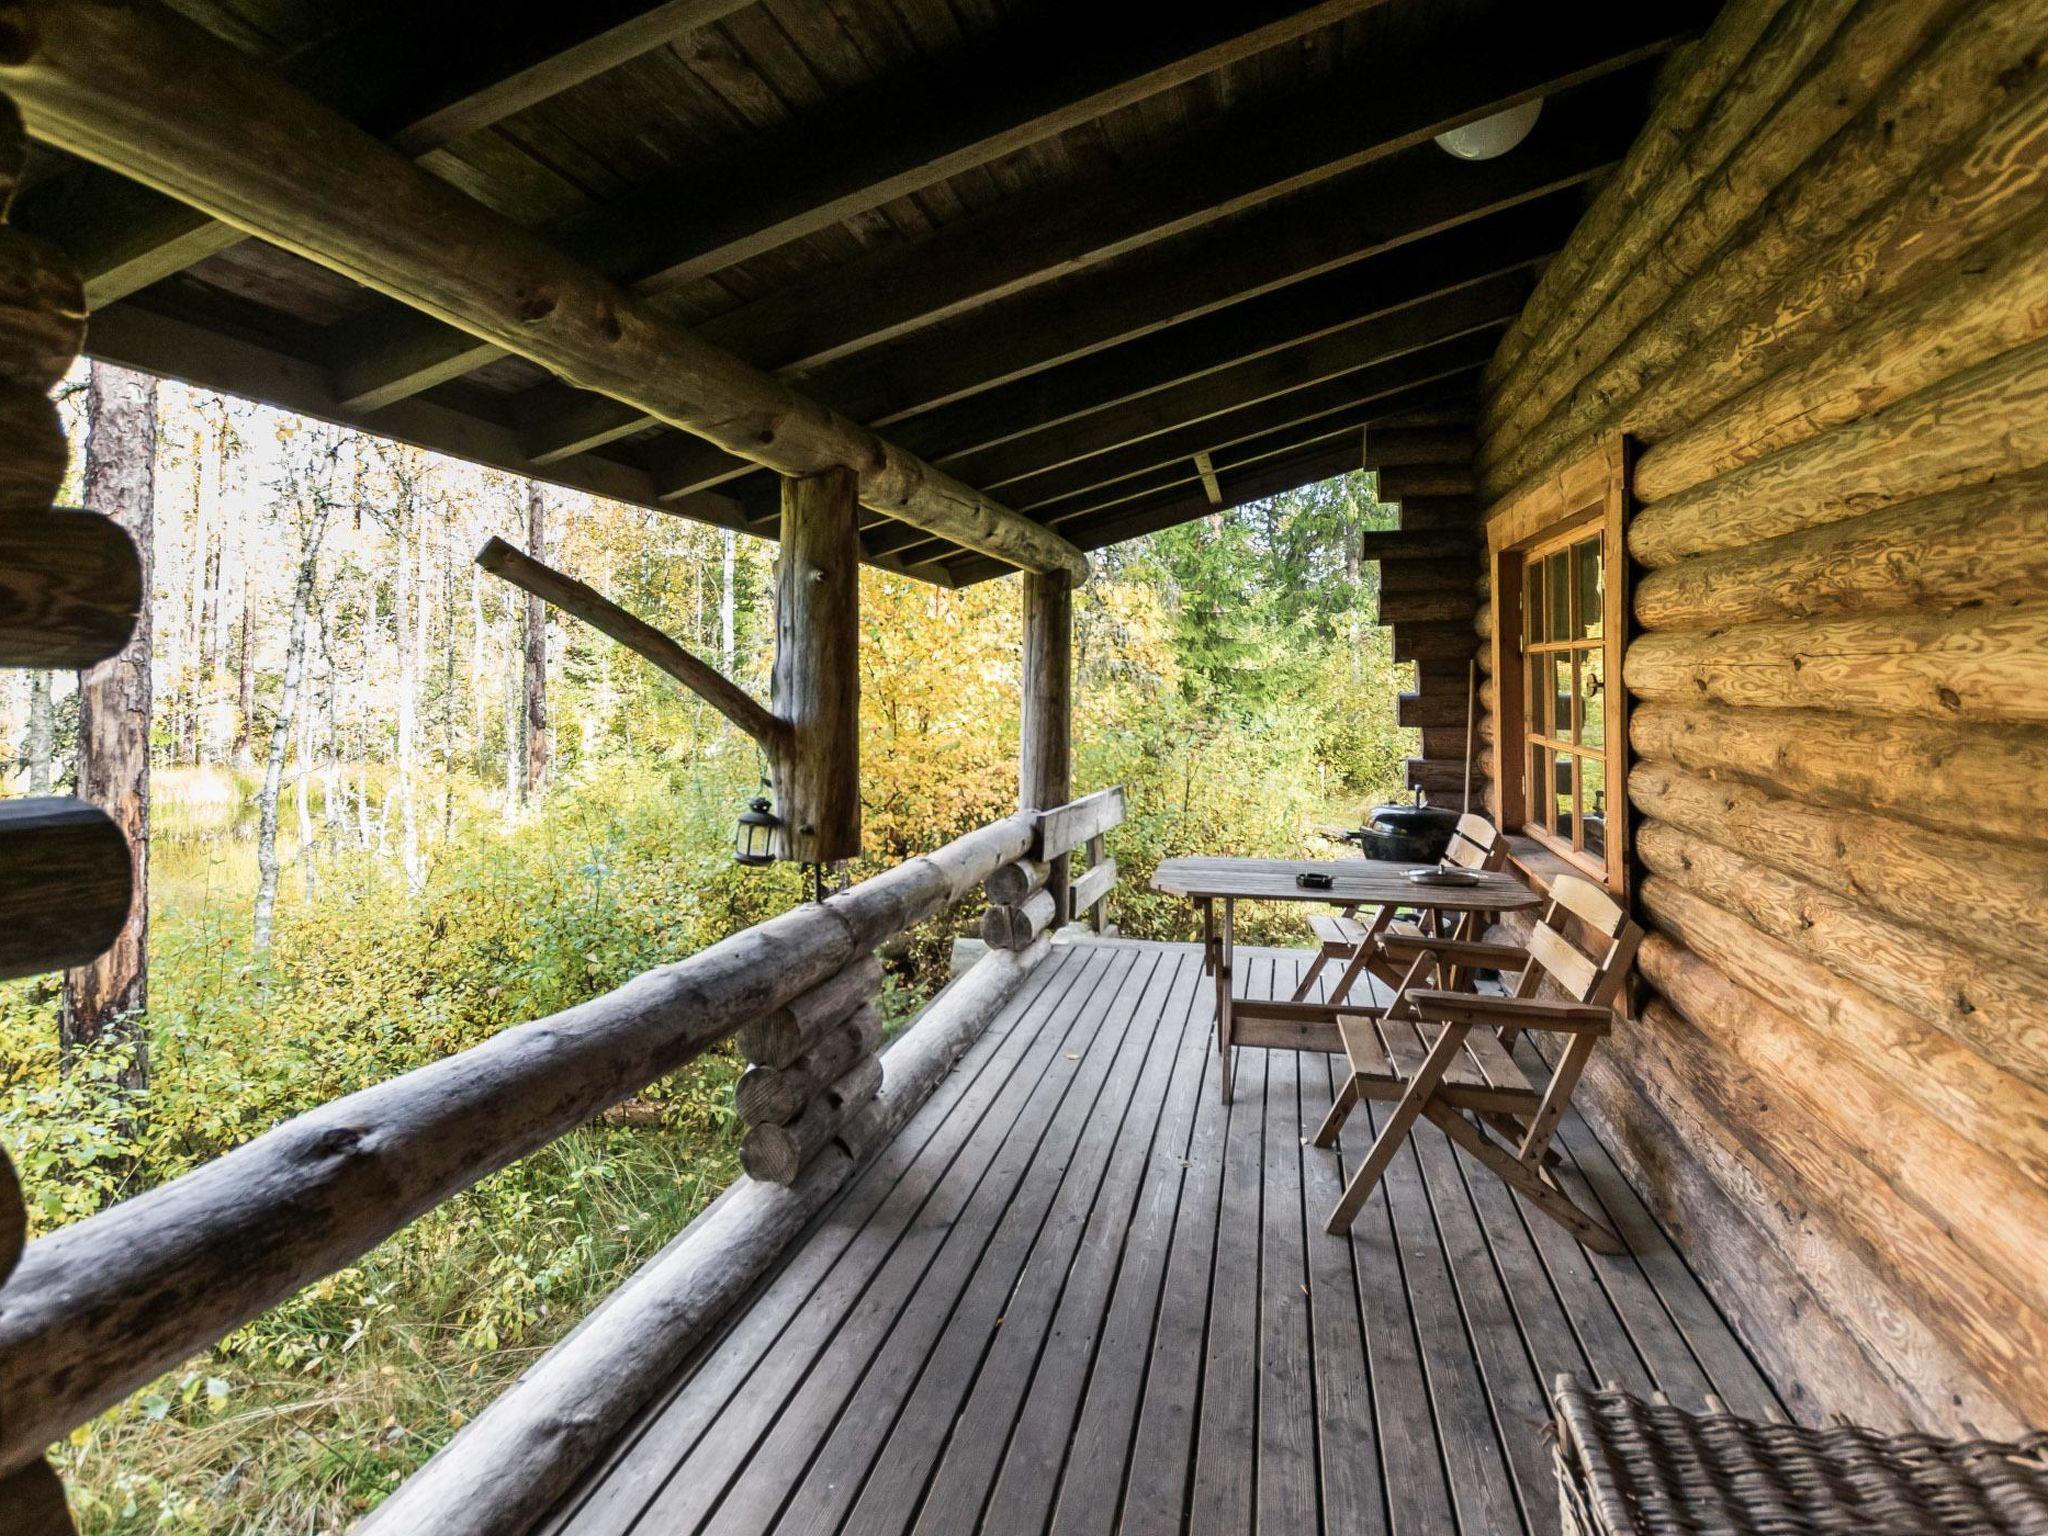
[
  {"x1": 61, "y1": 362, "x2": 155, "y2": 1094},
  {"x1": 24, "y1": 670, "x2": 52, "y2": 792},
  {"x1": 721, "y1": 527, "x2": 737, "y2": 676},
  {"x1": 522, "y1": 481, "x2": 547, "y2": 803},
  {"x1": 255, "y1": 441, "x2": 337, "y2": 953},
  {"x1": 394, "y1": 464, "x2": 421, "y2": 890}
]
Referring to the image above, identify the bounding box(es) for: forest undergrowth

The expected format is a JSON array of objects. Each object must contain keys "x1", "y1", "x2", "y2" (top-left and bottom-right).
[{"x1": 2, "y1": 437, "x2": 1412, "y2": 1532}]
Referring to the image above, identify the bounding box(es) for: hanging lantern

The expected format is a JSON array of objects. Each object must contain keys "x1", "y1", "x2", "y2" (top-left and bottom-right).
[{"x1": 734, "y1": 795, "x2": 780, "y2": 867}]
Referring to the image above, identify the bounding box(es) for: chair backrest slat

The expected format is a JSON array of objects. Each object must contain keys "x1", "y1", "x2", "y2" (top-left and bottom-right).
[
  {"x1": 1526, "y1": 920, "x2": 1599, "y2": 1001},
  {"x1": 1445, "y1": 813, "x2": 1503, "y2": 872},
  {"x1": 1548, "y1": 874, "x2": 1627, "y2": 937}
]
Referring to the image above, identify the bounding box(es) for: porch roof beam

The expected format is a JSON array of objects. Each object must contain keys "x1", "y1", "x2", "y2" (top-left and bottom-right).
[
  {"x1": 644, "y1": 89, "x2": 1636, "y2": 501},
  {"x1": 10, "y1": 0, "x2": 754, "y2": 309},
  {"x1": 322, "y1": 0, "x2": 1411, "y2": 414},
  {"x1": 0, "y1": 0, "x2": 1088, "y2": 582}
]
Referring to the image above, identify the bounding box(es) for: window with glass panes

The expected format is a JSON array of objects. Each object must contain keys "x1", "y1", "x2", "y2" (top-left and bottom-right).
[{"x1": 1520, "y1": 529, "x2": 1610, "y2": 870}]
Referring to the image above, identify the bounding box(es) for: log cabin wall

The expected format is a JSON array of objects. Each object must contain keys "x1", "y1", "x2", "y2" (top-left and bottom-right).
[{"x1": 1472, "y1": 0, "x2": 2048, "y2": 1436}]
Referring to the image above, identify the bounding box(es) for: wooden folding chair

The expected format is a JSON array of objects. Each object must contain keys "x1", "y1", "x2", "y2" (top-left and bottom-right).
[
  {"x1": 1293, "y1": 811, "x2": 1505, "y2": 1005},
  {"x1": 1313, "y1": 874, "x2": 1642, "y2": 1251}
]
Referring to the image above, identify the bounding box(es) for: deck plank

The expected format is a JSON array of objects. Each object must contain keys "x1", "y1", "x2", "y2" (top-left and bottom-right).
[{"x1": 545, "y1": 941, "x2": 1773, "y2": 1536}]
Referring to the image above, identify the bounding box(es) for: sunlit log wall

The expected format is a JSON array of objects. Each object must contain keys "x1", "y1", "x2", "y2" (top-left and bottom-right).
[{"x1": 1474, "y1": 0, "x2": 2048, "y2": 1436}]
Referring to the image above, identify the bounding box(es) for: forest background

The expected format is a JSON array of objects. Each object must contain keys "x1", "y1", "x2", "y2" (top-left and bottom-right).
[{"x1": 1, "y1": 368, "x2": 1413, "y2": 1533}]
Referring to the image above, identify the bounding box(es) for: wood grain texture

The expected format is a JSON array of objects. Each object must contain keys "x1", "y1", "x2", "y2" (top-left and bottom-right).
[
  {"x1": 0, "y1": 226, "x2": 84, "y2": 388},
  {"x1": 1629, "y1": 333, "x2": 2048, "y2": 568},
  {"x1": 1634, "y1": 466, "x2": 2048, "y2": 629},
  {"x1": 1623, "y1": 601, "x2": 2048, "y2": 721},
  {"x1": 769, "y1": 467, "x2": 861, "y2": 864},
  {"x1": 735, "y1": 957, "x2": 882, "y2": 1069},
  {"x1": 0, "y1": 798, "x2": 133, "y2": 981},
  {"x1": 1629, "y1": 701, "x2": 2048, "y2": 851},
  {"x1": 0, "y1": 508, "x2": 142, "y2": 668}
]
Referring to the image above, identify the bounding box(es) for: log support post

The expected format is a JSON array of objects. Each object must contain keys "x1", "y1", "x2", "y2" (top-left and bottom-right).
[
  {"x1": 1020, "y1": 569, "x2": 1072, "y2": 924},
  {"x1": 770, "y1": 467, "x2": 861, "y2": 866}
]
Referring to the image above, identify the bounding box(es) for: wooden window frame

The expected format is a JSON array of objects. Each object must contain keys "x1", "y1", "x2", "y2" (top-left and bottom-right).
[{"x1": 1487, "y1": 439, "x2": 1632, "y2": 898}]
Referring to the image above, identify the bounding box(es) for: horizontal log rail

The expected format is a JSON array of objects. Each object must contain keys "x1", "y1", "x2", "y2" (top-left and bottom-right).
[{"x1": 0, "y1": 786, "x2": 1127, "y2": 1476}]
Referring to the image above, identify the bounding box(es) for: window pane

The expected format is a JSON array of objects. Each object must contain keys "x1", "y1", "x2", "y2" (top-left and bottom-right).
[
  {"x1": 1546, "y1": 551, "x2": 1572, "y2": 641},
  {"x1": 1580, "y1": 646, "x2": 1605, "y2": 750},
  {"x1": 1553, "y1": 751, "x2": 1576, "y2": 843},
  {"x1": 1547, "y1": 653, "x2": 1571, "y2": 742},
  {"x1": 1584, "y1": 760, "x2": 1607, "y2": 863},
  {"x1": 1527, "y1": 654, "x2": 1547, "y2": 737},
  {"x1": 1524, "y1": 558, "x2": 1543, "y2": 643},
  {"x1": 1574, "y1": 537, "x2": 1604, "y2": 641},
  {"x1": 1529, "y1": 744, "x2": 1550, "y2": 832}
]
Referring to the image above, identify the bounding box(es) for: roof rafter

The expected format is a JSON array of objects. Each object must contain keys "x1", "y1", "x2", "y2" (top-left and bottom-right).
[
  {"x1": 645, "y1": 87, "x2": 1632, "y2": 505},
  {"x1": 0, "y1": 0, "x2": 1087, "y2": 580},
  {"x1": 506, "y1": 20, "x2": 1689, "y2": 468},
  {"x1": 322, "y1": 0, "x2": 1413, "y2": 413},
  {"x1": 11, "y1": 0, "x2": 754, "y2": 308}
]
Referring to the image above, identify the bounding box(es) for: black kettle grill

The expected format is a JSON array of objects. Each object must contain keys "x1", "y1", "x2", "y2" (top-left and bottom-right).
[{"x1": 1339, "y1": 803, "x2": 1460, "y2": 864}]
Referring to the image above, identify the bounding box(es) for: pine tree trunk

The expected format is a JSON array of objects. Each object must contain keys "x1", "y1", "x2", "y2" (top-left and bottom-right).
[
  {"x1": 521, "y1": 481, "x2": 548, "y2": 803},
  {"x1": 61, "y1": 362, "x2": 156, "y2": 1095}
]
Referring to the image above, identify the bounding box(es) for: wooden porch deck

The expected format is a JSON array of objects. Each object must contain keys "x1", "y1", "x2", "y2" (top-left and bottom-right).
[{"x1": 539, "y1": 939, "x2": 1780, "y2": 1536}]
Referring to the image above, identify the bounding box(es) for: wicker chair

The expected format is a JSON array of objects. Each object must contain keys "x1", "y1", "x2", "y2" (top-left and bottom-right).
[{"x1": 1551, "y1": 1375, "x2": 2048, "y2": 1535}]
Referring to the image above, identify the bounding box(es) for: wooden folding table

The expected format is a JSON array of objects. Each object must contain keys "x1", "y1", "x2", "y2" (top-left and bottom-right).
[{"x1": 1150, "y1": 856, "x2": 1539, "y2": 1101}]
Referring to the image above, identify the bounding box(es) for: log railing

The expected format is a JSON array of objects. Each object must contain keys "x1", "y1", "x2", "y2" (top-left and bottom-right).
[
  {"x1": 980, "y1": 785, "x2": 1125, "y2": 948},
  {"x1": 0, "y1": 788, "x2": 1126, "y2": 1508}
]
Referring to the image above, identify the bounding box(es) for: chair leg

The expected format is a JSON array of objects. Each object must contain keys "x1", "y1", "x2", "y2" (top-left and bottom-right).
[
  {"x1": 1326, "y1": 1022, "x2": 1468, "y2": 1235},
  {"x1": 1313, "y1": 1073, "x2": 1359, "y2": 1149},
  {"x1": 1291, "y1": 944, "x2": 1336, "y2": 1002},
  {"x1": 1430, "y1": 1104, "x2": 1623, "y2": 1254}
]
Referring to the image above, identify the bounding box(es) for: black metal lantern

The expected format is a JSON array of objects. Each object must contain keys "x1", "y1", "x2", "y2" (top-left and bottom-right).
[{"x1": 734, "y1": 795, "x2": 780, "y2": 867}]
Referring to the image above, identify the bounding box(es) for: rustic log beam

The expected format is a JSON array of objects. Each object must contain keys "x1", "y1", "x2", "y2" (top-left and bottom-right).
[
  {"x1": 9, "y1": 1, "x2": 757, "y2": 310},
  {"x1": 0, "y1": 227, "x2": 82, "y2": 386},
  {"x1": 1484, "y1": 0, "x2": 2044, "y2": 494},
  {"x1": 476, "y1": 537, "x2": 781, "y2": 748},
  {"x1": 981, "y1": 888, "x2": 1059, "y2": 951},
  {"x1": 0, "y1": 799, "x2": 132, "y2": 981},
  {"x1": 1483, "y1": 0, "x2": 1784, "y2": 394},
  {"x1": 1637, "y1": 819, "x2": 2048, "y2": 1095},
  {"x1": 1631, "y1": 759, "x2": 2048, "y2": 978},
  {"x1": 1634, "y1": 467, "x2": 2048, "y2": 631},
  {"x1": 0, "y1": 379, "x2": 64, "y2": 513},
  {"x1": 736, "y1": 957, "x2": 883, "y2": 1070},
  {"x1": 738, "y1": 1057, "x2": 882, "y2": 1185},
  {"x1": 1624, "y1": 602, "x2": 2048, "y2": 722},
  {"x1": 1629, "y1": 701, "x2": 2048, "y2": 853},
  {"x1": 1631, "y1": 318, "x2": 2048, "y2": 574},
  {"x1": 770, "y1": 468, "x2": 861, "y2": 864},
  {"x1": 356, "y1": 936, "x2": 1052, "y2": 1536},
  {"x1": 1020, "y1": 570, "x2": 1073, "y2": 923},
  {"x1": 0, "y1": 507, "x2": 142, "y2": 669},
  {"x1": 1482, "y1": 0, "x2": 1892, "y2": 450},
  {"x1": 734, "y1": 1008, "x2": 883, "y2": 1128},
  {"x1": 0, "y1": 1, "x2": 1088, "y2": 582},
  {"x1": 983, "y1": 857, "x2": 1050, "y2": 908},
  {"x1": 0, "y1": 809, "x2": 1038, "y2": 1475},
  {"x1": 1639, "y1": 875, "x2": 2048, "y2": 1199},
  {"x1": 1360, "y1": 529, "x2": 1478, "y2": 563}
]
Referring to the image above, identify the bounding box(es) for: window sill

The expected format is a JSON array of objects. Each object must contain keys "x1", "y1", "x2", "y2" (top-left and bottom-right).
[{"x1": 1504, "y1": 832, "x2": 1607, "y2": 897}]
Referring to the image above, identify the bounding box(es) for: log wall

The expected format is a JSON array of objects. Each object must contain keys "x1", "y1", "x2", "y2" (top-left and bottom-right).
[{"x1": 1475, "y1": 0, "x2": 2048, "y2": 1435}]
